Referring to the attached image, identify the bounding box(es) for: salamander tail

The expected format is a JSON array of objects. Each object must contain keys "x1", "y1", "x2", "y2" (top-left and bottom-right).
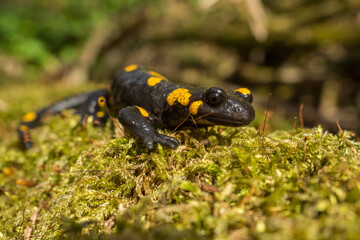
[{"x1": 18, "y1": 89, "x2": 109, "y2": 149}]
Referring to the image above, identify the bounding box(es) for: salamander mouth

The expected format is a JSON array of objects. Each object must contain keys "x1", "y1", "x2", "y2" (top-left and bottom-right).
[
  {"x1": 209, "y1": 116, "x2": 251, "y2": 126},
  {"x1": 196, "y1": 116, "x2": 251, "y2": 126}
]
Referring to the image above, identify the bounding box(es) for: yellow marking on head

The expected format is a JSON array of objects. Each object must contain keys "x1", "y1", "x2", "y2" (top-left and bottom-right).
[
  {"x1": 96, "y1": 111, "x2": 105, "y2": 118},
  {"x1": 149, "y1": 70, "x2": 168, "y2": 80},
  {"x1": 178, "y1": 92, "x2": 191, "y2": 106},
  {"x1": 98, "y1": 96, "x2": 106, "y2": 107},
  {"x1": 136, "y1": 106, "x2": 149, "y2": 117},
  {"x1": 19, "y1": 125, "x2": 29, "y2": 131},
  {"x1": 166, "y1": 88, "x2": 191, "y2": 106},
  {"x1": 235, "y1": 88, "x2": 251, "y2": 95},
  {"x1": 189, "y1": 101, "x2": 203, "y2": 115},
  {"x1": 22, "y1": 112, "x2": 37, "y2": 122},
  {"x1": 124, "y1": 64, "x2": 138, "y2": 72},
  {"x1": 147, "y1": 76, "x2": 163, "y2": 86}
]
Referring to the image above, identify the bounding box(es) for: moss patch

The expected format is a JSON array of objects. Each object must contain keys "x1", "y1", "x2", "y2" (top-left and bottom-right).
[
  {"x1": 1, "y1": 111, "x2": 360, "y2": 239},
  {"x1": 1, "y1": 79, "x2": 359, "y2": 240}
]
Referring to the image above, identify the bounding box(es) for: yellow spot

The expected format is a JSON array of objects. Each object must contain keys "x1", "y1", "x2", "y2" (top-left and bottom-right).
[
  {"x1": 189, "y1": 101, "x2": 203, "y2": 115},
  {"x1": 236, "y1": 88, "x2": 251, "y2": 95},
  {"x1": 147, "y1": 76, "x2": 163, "y2": 86},
  {"x1": 98, "y1": 96, "x2": 106, "y2": 107},
  {"x1": 3, "y1": 167, "x2": 14, "y2": 177},
  {"x1": 136, "y1": 106, "x2": 149, "y2": 117},
  {"x1": 22, "y1": 112, "x2": 37, "y2": 122},
  {"x1": 19, "y1": 125, "x2": 29, "y2": 131},
  {"x1": 124, "y1": 64, "x2": 138, "y2": 72},
  {"x1": 178, "y1": 92, "x2": 191, "y2": 106},
  {"x1": 15, "y1": 179, "x2": 36, "y2": 187},
  {"x1": 166, "y1": 88, "x2": 191, "y2": 106},
  {"x1": 96, "y1": 111, "x2": 105, "y2": 118},
  {"x1": 149, "y1": 70, "x2": 168, "y2": 80}
]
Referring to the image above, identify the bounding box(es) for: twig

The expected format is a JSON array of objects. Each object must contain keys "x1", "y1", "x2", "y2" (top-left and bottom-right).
[
  {"x1": 40, "y1": 168, "x2": 53, "y2": 191},
  {"x1": 103, "y1": 99, "x2": 127, "y2": 136},
  {"x1": 299, "y1": 104, "x2": 304, "y2": 128},
  {"x1": 292, "y1": 117, "x2": 297, "y2": 134},
  {"x1": 260, "y1": 92, "x2": 272, "y2": 135},
  {"x1": 200, "y1": 181, "x2": 220, "y2": 194},
  {"x1": 190, "y1": 115, "x2": 198, "y2": 129},
  {"x1": 24, "y1": 205, "x2": 43, "y2": 240},
  {"x1": 259, "y1": 92, "x2": 272, "y2": 151},
  {"x1": 172, "y1": 112, "x2": 190, "y2": 132},
  {"x1": 240, "y1": 186, "x2": 255, "y2": 207},
  {"x1": 244, "y1": 0, "x2": 268, "y2": 42}
]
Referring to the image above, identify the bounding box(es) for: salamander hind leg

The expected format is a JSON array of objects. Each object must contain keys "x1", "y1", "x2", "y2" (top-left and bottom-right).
[
  {"x1": 117, "y1": 106, "x2": 180, "y2": 150},
  {"x1": 76, "y1": 89, "x2": 110, "y2": 128}
]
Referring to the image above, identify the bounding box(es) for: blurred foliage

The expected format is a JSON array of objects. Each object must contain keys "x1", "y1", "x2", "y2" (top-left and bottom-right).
[{"x1": 0, "y1": 0, "x2": 153, "y2": 67}]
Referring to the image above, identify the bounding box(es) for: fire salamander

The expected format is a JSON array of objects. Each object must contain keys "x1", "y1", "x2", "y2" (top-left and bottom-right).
[{"x1": 18, "y1": 65, "x2": 255, "y2": 150}]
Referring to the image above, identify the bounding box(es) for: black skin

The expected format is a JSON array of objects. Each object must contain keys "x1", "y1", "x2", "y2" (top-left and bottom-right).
[{"x1": 18, "y1": 65, "x2": 255, "y2": 150}]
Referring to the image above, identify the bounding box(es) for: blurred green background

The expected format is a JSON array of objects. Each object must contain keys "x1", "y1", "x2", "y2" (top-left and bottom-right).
[{"x1": 0, "y1": 0, "x2": 360, "y2": 134}]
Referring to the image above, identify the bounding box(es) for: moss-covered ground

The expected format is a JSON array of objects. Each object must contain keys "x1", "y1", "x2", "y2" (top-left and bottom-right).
[{"x1": 0, "y1": 80, "x2": 359, "y2": 240}]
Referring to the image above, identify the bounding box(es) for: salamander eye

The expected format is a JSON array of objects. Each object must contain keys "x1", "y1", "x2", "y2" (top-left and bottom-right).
[
  {"x1": 235, "y1": 88, "x2": 253, "y2": 103},
  {"x1": 203, "y1": 87, "x2": 226, "y2": 107}
]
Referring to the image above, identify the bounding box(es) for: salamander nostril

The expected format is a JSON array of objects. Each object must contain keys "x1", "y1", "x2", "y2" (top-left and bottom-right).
[{"x1": 234, "y1": 106, "x2": 243, "y2": 113}]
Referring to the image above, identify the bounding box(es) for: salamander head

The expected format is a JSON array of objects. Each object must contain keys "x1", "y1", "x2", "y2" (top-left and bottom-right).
[{"x1": 189, "y1": 87, "x2": 255, "y2": 126}]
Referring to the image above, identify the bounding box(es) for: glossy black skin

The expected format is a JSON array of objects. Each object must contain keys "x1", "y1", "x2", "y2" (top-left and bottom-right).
[{"x1": 18, "y1": 66, "x2": 255, "y2": 150}]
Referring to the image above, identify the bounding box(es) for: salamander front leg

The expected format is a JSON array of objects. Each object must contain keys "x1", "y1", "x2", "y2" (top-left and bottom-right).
[{"x1": 117, "y1": 106, "x2": 179, "y2": 150}]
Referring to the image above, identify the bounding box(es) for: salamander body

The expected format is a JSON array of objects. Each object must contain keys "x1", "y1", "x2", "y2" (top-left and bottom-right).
[{"x1": 19, "y1": 65, "x2": 255, "y2": 150}]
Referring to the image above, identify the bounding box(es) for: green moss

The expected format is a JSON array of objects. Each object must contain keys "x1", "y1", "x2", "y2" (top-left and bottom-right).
[{"x1": 0, "y1": 83, "x2": 359, "y2": 239}]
